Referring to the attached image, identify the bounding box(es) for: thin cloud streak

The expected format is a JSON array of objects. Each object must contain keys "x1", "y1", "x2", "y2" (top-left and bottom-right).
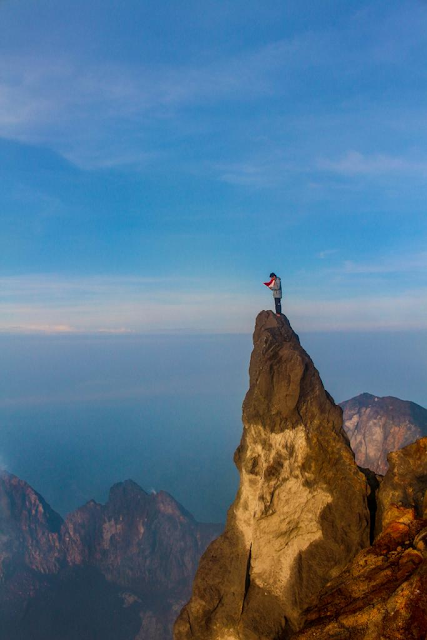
[
  {"x1": 1, "y1": 273, "x2": 426, "y2": 333},
  {"x1": 288, "y1": 292, "x2": 427, "y2": 332},
  {"x1": 337, "y1": 252, "x2": 427, "y2": 275},
  {"x1": 318, "y1": 151, "x2": 427, "y2": 177},
  {"x1": 317, "y1": 249, "x2": 339, "y2": 259}
]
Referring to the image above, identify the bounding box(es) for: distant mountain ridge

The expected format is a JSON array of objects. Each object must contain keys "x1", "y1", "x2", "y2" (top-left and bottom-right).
[
  {"x1": 340, "y1": 392, "x2": 427, "y2": 475},
  {"x1": 0, "y1": 472, "x2": 222, "y2": 640}
]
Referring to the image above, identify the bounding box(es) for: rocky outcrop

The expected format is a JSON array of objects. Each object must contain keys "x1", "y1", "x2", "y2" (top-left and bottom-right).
[
  {"x1": 0, "y1": 473, "x2": 221, "y2": 640},
  {"x1": 341, "y1": 393, "x2": 427, "y2": 475},
  {"x1": 175, "y1": 311, "x2": 370, "y2": 640},
  {"x1": 293, "y1": 438, "x2": 427, "y2": 639},
  {"x1": 375, "y1": 437, "x2": 427, "y2": 536},
  {"x1": 0, "y1": 472, "x2": 64, "y2": 578},
  {"x1": 63, "y1": 480, "x2": 209, "y2": 591},
  {"x1": 293, "y1": 509, "x2": 427, "y2": 640}
]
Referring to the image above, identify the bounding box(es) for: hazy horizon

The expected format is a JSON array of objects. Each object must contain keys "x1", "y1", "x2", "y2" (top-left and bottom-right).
[{"x1": 1, "y1": 322, "x2": 426, "y2": 523}]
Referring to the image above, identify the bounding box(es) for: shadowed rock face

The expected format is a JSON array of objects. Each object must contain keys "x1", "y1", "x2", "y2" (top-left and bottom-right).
[
  {"x1": 293, "y1": 511, "x2": 427, "y2": 640},
  {"x1": 174, "y1": 311, "x2": 370, "y2": 640},
  {"x1": 341, "y1": 393, "x2": 427, "y2": 475},
  {"x1": 294, "y1": 438, "x2": 427, "y2": 640},
  {"x1": 0, "y1": 473, "x2": 221, "y2": 640}
]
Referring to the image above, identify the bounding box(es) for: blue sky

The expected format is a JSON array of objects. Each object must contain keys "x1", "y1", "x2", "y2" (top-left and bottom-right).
[{"x1": 1, "y1": 0, "x2": 427, "y2": 333}]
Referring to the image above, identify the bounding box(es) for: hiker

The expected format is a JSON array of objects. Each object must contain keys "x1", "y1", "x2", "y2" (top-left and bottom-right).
[{"x1": 264, "y1": 273, "x2": 282, "y2": 315}]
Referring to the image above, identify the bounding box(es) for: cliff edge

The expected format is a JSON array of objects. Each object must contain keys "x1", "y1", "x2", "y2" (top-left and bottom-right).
[{"x1": 174, "y1": 311, "x2": 370, "y2": 640}]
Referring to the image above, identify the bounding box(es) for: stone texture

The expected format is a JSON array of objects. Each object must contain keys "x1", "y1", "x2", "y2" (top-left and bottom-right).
[
  {"x1": 0, "y1": 473, "x2": 221, "y2": 640},
  {"x1": 341, "y1": 393, "x2": 427, "y2": 475},
  {"x1": 174, "y1": 311, "x2": 370, "y2": 640},
  {"x1": 291, "y1": 438, "x2": 427, "y2": 639},
  {"x1": 0, "y1": 472, "x2": 64, "y2": 578},
  {"x1": 293, "y1": 509, "x2": 427, "y2": 640},
  {"x1": 375, "y1": 437, "x2": 427, "y2": 537},
  {"x1": 64, "y1": 480, "x2": 218, "y2": 591}
]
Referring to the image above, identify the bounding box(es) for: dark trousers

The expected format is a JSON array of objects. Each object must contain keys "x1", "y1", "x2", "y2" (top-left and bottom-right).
[{"x1": 274, "y1": 298, "x2": 282, "y2": 314}]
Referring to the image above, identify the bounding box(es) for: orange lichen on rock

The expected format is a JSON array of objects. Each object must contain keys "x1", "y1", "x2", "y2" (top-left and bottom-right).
[{"x1": 293, "y1": 505, "x2": 427, "y2": 638}]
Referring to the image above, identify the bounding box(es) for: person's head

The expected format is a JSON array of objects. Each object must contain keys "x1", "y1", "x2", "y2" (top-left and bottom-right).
[{"x1": 269, "y1": 272, "x2": 276, "y2": 278}]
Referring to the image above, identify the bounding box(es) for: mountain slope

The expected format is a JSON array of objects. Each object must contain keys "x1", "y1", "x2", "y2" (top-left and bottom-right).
[
  {"x1": 0, "y1": 473, "x2": 222, "y2": 640},
  {"x1": 341, "y1": 392, "x2": 427, "y2": 474}
]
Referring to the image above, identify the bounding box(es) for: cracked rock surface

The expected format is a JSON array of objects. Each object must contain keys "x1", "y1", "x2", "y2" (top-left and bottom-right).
[
  {"x1": 293, "y1": 437, "x2": 427, "y2": 640},
  {"x1": 375, "y1": 438, "x2": 427, "y2": 536},
  {"x1": 293, "y1": 510, "x2": 427, "y2": 639},
  {"x1": 174, "y1": 311, "x2": 370, "y2": 640}
]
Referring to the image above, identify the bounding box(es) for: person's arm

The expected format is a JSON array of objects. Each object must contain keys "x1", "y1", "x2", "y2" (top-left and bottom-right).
[{"x1": 270, "y1": 277, "x2": 279, "y2": 291}]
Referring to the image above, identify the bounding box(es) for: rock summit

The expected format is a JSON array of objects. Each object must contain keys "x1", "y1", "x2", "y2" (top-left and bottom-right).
[{"x1": 175, "y1": 311, "x2": 370, "y2": 640}]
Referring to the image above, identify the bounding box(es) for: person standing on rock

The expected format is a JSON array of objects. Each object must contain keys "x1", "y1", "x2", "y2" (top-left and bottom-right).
[{"x1": 264, "y1": 272, "x2": 282, "y2": 315}]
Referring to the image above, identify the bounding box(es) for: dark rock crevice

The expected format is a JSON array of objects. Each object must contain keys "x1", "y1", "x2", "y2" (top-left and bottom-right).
[
  {"x1": 359, "y1": 467, "x2": 382, "y2": 544},
  {"x1": 240, "y1": 543, "x2": 252, "y2": 617}
]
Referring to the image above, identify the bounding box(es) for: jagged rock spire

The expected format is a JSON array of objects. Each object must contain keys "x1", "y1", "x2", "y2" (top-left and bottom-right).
[{"x1": 174, "y1": 311, "x2": 370, "y2": 639}]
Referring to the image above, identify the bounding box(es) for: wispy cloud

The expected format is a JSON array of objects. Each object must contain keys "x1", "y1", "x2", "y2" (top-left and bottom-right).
[
  {"x1": 1, "y1": 272, "x2": 426, "y2": 334},
  {"x1": 0, "y1": 273, "x2": 263, "y2": 334},
  {"x1": 288, "y1": 291, "x2": 427, "y2": 332},
  {"x1": 317, "y1": 151, "x2": 427, "y2": 177},
  {"x1": 0, "y1": 38, "x2": 316, "y2": 147},
  {"x1": 0, "y1": 27, "x2": 375, "y2": 170},
  {"x1": 214, "y1": 157, "x2": 300, "y2": 187},
  {"x1": 0, "y1": 31, "x2": 333, "y2": 125},
  {"x1": 338, "y1": 252, "x2": 427, "y2": 275},
  {"x1": 317, "y1": 249, "x2": 339, "y2": 260}
]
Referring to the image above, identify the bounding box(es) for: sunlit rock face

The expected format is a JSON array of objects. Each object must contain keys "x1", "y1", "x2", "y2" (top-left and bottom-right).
[
  {"x1": 293, "y1": 438, "x2": 427, "y2": 640},
  {"x1": 175, "y1": 311, "x2": 370, "y2": 640},
  {"x1": 0, "y1": 474, "x2": 221, "y2": 640},
  {"x1": 375, "y1": 437, "x2": 427, "y2": 537},
  {"x1": 341, "y1": 393, "x2": 427, "y2": 475}
]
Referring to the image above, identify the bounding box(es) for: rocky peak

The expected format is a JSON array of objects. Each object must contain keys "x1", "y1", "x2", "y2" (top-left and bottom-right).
[
  {"x1": 175, "y1": 311, "x2": 370, "y2": 640},
  {"x1": 0, "y1": 473, "x2": 222, "y2": 640},
  {"x1": 108, "y1": 479, "x2": 149, "y2": 503},
  {"x1": 63, "y1": 479, "x2": 204, "y2": 588},
  {"x1": 0, "y1": 471, "x2": 63, "y2": 533},
  {"x1": 154, "y1": 490, "x2": 194, "y2": 521},
  {"x1": 341, "y1": 393, "x2": 427, "y2": 475},
  {"x1": 0, "y1": 471, "x2": 63, "y2": 576}
]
